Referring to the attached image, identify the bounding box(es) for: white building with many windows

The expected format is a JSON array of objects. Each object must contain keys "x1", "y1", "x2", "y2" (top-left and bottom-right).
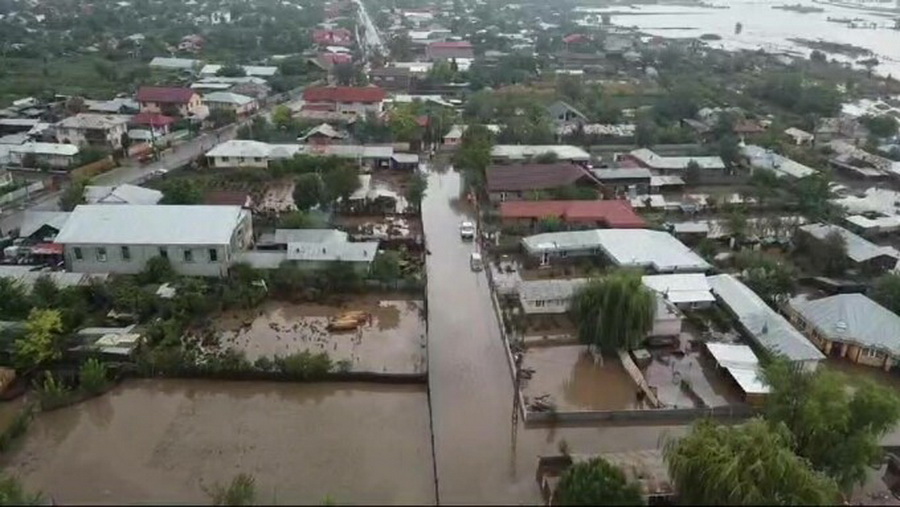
[{"x1": 54, "y1": 205, "x2": 253, "y2": 277}]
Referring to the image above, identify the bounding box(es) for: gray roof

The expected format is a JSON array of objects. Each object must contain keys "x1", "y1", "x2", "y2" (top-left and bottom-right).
[
  {"x1": 83, "y1": 184, "x2": 162, "y2": 205},
  {"x1": 629, "y1": 148, "x2": 725, "y2": 171},
  {"x1": 54, "y1": 205, "x2": 247, "y2": 246},
  {"x1": 521, "y1": 229, "x2": 710, "y2": 273},
  {"x1": 592, "y1": 168, "x2": 652, "y2": 180},
  {"x1": 286, "y1": 241, "x2": 380, "y2": 263},
  {"x1": 273, "y1": 229, "x2": 348, "y2": 245},
  {"x1": 149, "y1": 57, "x2": 201, "y2": 69},
  {"x1": 20, "y1": 211, "x2": 71, "y2": 237},
  {"x1": 789, "y1": 294, "x2": 900, "y2": 357},
  {"x1": 707, "y1": 274, "x2": 824, "y2": 363},
  {"x1": 742, "y1": 145, "x2": 816, "y2": 179},
  {"x1": 547, "y1": 100, "x2": 588, "y2": 121},
  {"x1": 518, "y1": 278, "x2": 587, "y2": 303},
  {"x1": 491, "y1": 145, "x2": 591, "y2": 161},
  {"x1": 799, "y1": 223, "x2": 900, "y2": 263},
  {"x1": 0, "y1": 266, "x2": 108, "y2": 291}
]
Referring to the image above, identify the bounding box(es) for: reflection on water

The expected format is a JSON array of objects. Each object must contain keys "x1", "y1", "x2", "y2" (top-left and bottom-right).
[
  {"x1": 0, "y1": 380, "x2": 435, "y2": 505},
  {"x1": 217, "y1": 298, "x2": 426, "y2": 374}
]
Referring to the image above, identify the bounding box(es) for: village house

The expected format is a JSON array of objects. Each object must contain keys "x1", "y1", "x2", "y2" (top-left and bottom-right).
[
  {"x1": 9, "y1": 142, "x2": 79, "y2": 168},
  {"x1": 499, "y1": 200, "x2": 645, "y2": 230},
  {"x1": 787, "y1": 293, "x2": 900, "y2": 371},
  {"x1": 546, "y1": 100, "x2": 588, "y2": 129},
  {"x1": 301, "y1": 86, "x2": 387, "y2": 117},
  {"x1": 129, "y1": 112, "x2": 177, "y2": 137},
  {"x1": 202, "y1": 91, "x2": 259, "y2": 116},
  {"x1": 298, "y1": 123, "x2": 346, "y2": 145},
  {"x1": 742, "y1": 145, "x2": 817, "y2": 179},
  {"x1": 707, "y1": 274, "x2": 824, "y2": 372},
  {"x1": 368, "y1": 67, "x2": 414, "y2": 93},
  {"x1": 198, "y1": 65, "x2": 278, "y2": 79},
  {"x1": 136, "y1": 86, "x2": 203, "y2": 118},
  {"x1": 239, "y1": 229, "x2": 379, "y2": 275},
  {"x1": 486, "y1": 163, "x2": 601, "y2": 202},
  {"x1": 521, "y1": 229, "x2": 711, "y2": 273},
  {"x1": 148, "y1": 57, "x2": 201, "y2": 72},
  {"x1": 490, "y1": 145, "x2": 591, "y2": 164},
  {"x1": 54, "y1": 113, "x2": 129, "y2": 150},
  {"x1": 798, "y1": 223, "x2": 900, "y2": 273},
  {"x1": 591, "y1": 167, "x2": 652, "y2": 196},
  {"x1": 425, "y1": 41, "x2": 474, "y2": 61},
  {"x1": 83, "y1": 184, "x2": 162, "y2": 205},
  {"x1": 54, "y1": 205, "x2": 253, "y2": 277},
  {"x1": 641, "y1": 273, "x2": 715, "y2": 310},
  {"x1": 313, "y1": 28, "x2": 353, "y2": 46},
  {"x1": 623, "y1": 148, "x2": 726, "y2": 175},
  {"x1": 205, "y1": 140, "x2": 300, "y2": 169},
  {"x1": 784, "y1": 127, "x2": 815, "y2": 146}
]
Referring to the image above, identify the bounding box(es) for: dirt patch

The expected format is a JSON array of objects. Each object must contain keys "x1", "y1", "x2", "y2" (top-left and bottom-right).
[{"x1": 216, "y1": 297, "x2": 426, "y2": 374}]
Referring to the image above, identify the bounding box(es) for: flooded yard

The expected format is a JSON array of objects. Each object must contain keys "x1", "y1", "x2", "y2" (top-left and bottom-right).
[
  {"x1": 217, "y1": 298, "x2": 426, "y2": 374},
  {"x1": 521, "y1": 346, "x2": 646, "y2": 411},
  {"x1": 640, "y1": 347, "x2": 743, "y2": 409},
  {"x1": 1, "y1": 379, "x2": 435, "y2": 505}
]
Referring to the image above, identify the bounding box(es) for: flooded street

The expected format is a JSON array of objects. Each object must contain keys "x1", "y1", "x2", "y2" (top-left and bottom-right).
[
  {"x1": 218, "y1": 298, "x2": 426, "y2": 373},
  {"x1": 1, "y1": 380, "x2": 435, "y2": 505},
  {"x1": 422, "y1": 166, "x2": 689, "y2": 504}
]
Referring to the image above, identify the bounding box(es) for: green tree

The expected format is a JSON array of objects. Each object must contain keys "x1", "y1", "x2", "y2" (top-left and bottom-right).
[
  {"x1": 725, "y1": 210, "x2": 749, "y2": 243},
  {"x1": 0, "y1": 473, "x2": 43, "y2": 505},
  {"x1": 569, "y1": 271, "x2": 656, "y2": 353},
  {"x1": 278, "y1": 211, "x2": 313, "y2": 229},
  {"x1": 718, "y1": 134, "x2": 741, "y2": 168},
  {"x1": 555, "y1": 457, "x2": 643, "y2": 505},
  {"x1": 795, "y1": 229, "x2": 849, "y2": 276},
  {"x1": 871, "y1": 273, "x2": 900, "y2": 314},
  {"x1": 388, "y1": 105, "x2": 421, "y2": 143},
  {"x1": 861, "y1": 115, "x2": 898, "y2": 138},
  {"x1": 272, "y1": 105, "x2": 294, "y2": 131},
  {"x1": 216, "y1": 63, "x2": 246, "y2": 77},
  {"x1": 635, "y1": 118, "x2": 657, "y2": 148},
  {"x1": 160, "y1": 180, "x2": 203, "y2": 205},
  {"x1": 333, "y1": 62, "x2": 356, "y2": 86},
  {"x1": 664, "y1": 418, "x2": 839, "y2": 505},
  {"x1": 735, "y1": 251, "x2": 795, "y2": 306},
  {"x1": 763, "y1": 359, "x2": 900, "y2": 492},
  {"x1": 30, "y1": 275, "x2": 59, "y2": 309},
  {"x1": 323, "y1": 261, "x2": 361, "y2": 292},
  {"x1": 405, "y1": 171, "x2": 428, "y2": 211},
  {"x1": 322, "y1": 165, "x2": 361, "y2": 204},
  {"x1": 15, "y1": 309, "x2": 64, "y2": 369},
  {"x1": 277, "y1": 55, "x2": 308, "y2": 76},
  {"x1": 59, "y1": 179, "x2": 87, "y2": 211},
  {"x1": 453, "y1": 124, "x2": 494, "y2": 190},
  {"x1": 139, "y1": 256, "x2": 175, "y2": 285},
  {"x1": 207, "y1": 108, "x2": 237, "y2": 128},
  {"x1": 794, "y1": 173, "x2": 837, "y2": 222},
  {"x1": 0, "y1": 279, "x2": 32, "y2": 320},
  {"x1": 293, "y1": 173, "x2": 324, "y2": 211},
  {"x1": 370, "y1": 251, "x2": 402, "y2": 283},
  {"x1": 206, "y1": 473, "x2": 256, "y2": 506},
  {"x1": 79, "y1": 358, "x2": 109, "y2": 394},
  {"x1": 684, "y1": 160, "x2": 702, "y2": 186}
]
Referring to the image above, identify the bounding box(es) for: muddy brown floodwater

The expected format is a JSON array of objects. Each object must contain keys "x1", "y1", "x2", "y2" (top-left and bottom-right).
[
  {"x1": 1, "y1": 380, "x2": 435, "y2": 505},
  {"x1": 217, "y1": 297, "x2": 426, "y2": 373}
]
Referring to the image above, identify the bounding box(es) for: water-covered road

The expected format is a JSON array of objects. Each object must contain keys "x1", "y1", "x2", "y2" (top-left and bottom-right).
[{"x1": 422, "y1": 167, "x2": 688, "y2": 504}]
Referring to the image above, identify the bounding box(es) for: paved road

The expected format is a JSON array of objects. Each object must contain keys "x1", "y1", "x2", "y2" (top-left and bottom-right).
[
  {"x1": 421, "y1": 167, "x2": 689, "y2": 504},
  {"x1": 353, "y1": 0, "x2": 385, "y2": 58}
]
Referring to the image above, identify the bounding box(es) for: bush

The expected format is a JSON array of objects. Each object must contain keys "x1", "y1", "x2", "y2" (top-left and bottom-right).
[
  {"x1": 79, "y1": 358, "x2": 109, "y2": 394},
  {"x1": 0, "y1": 404, "x2": 34, "y2": 453},
  {"x1": 34, "y1": 372, "x2": 72, "y2": 410},
  {"x1": 275, "y1": 351, "x2": 333, "y2": 380}
]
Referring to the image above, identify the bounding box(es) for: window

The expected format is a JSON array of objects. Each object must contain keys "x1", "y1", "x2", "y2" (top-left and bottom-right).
[
  {"x1": 96, "y1": 247, "x2": 107, "y2": 262},
  {"x1": 159, "y1": 247, "x2": 168, "y2": 259},
  {"x1": 209, "y1": 248, "x2": 218, "y2": 262},
  {"x1": 534, "y1": 300, "x2": 546, "y2": 308},
  {"x1": 863, "y1": 348, "x2": 883, "y2": 359},
  {"x1": 183, "y1": 249, "x2": 194, "y2": 263},
  {"x1": 74, "y1": 247, "x2": 83, "y2": 261},
  {"x1": 222, "y1": 156, "x2": 230, "y2": 163},
  {"x1": 121, "y1": 246, "x2": 131, "y2": 261},
  {"x1": 499, "y1": 192, "x2": 507, "y2": 202}
]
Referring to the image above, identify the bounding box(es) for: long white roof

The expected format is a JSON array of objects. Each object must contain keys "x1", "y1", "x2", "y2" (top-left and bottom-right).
[
  {"x1": 522, "y1": 229, "x2": 710, "y2": 273},
  {"x1": 642, "y1": 273, "x2": 715, "y2": 305},
  {"x1": 629, "y1": 148, "x2": 725, "y2": 171},
  {"x1": 10, "y1": 142, "x2": 79, "y2": 156},
  {"x1": 491, "y1": 145, "x2": 590, "y2": 161},
  {"x1": 54, "y1": 205, "x2": 247, "y2": 246},
  {"x1": 202, "y1": 91, "x2": 256, "y2": 106}
]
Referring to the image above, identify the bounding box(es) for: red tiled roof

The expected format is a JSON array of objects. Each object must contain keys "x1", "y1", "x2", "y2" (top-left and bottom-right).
[
  {"x1": 486, "y1": 163, "x2": 597, "y2": 192},
  {"x1": 428, "y1": 41, "x2": 472, "y2": 49},
  {"x1": 131, "y1": 112, "x2": 177, "y2": 126},
  {"x1": 313, "y1": 28, "x2": 353, "y2": 44},
  {"x1": 303, "y1": 86, "x2": 386, "y2": 103},
  {"x1": 302, "y1": 104, "x2": 334, "y2": 111},
  {"x1": 500, "y1": 200, "x2": 645, "y2": 228},
  {"x1": 319, "y1": 52, "x2": 353, "y2": 66},
  {"x1": 563, "y1": 33, "x2": 588, "y2": 44},
  {"x1": 136, "y1": 86, "x2": 196, "y2": 104}
]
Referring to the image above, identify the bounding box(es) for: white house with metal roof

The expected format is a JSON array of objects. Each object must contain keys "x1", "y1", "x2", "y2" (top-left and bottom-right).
[
  {"x1": 642, "y1": 274, "x2": 715, "y2": 309},
  {"x1": 55, "y1": 113, "x2": 130, "y2": 150},
  {"x1": 707, "y1": 274, "x2": 824, "y2": 371},
  {"x1": 8, "y1": 142, "x2": 80, "y2": 168},
  {"x1": 626, "y1": 148, "x2": 725, "y2": 173},
  {"x1": 521, "y1": 229, "x2": 710, "y2": 273},
  {"x1": 202, "y1": 91, "x2": 258, "y2": 116},
  {"x1": 787, "y1": 293, "x2": 900, "y2": 371},
  {"x1": 742, "y1": 144, "x2": 816, "y2": 179},
  {"x1": 54, "y1": 205, "x2": 252, "y2": 277},
  {"x1": 491, "y1": 145, "x2": 591, "y2": 163},
  {"x1": 205, "y1": 140, "x2": 301, "y2": 168}
]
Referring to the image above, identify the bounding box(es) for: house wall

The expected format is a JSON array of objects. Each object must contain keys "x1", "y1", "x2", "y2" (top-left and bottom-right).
[
  {"x1": 56, "y1": 123, "x2": 127, "y2": 150},
  {"x1": 291, "y1": 259, "x2": 371, "y2": 276},
  {"x1": 140, "y1": 95, "x2": 202, "y2": 117},
  {"x1": 64, "y1": 243, "x2": 231, "y2": 277},
  {"x1": 205, "y1": 100, "x2": 259, "y2": 116},
  {"x1": 650, "y1": 314, "x2": 682, "y2": 337},
  {"x1": 9, "y1": 150, "x2": 76, "y2": 168},
  {"x1": 209, "y1": 155, "x2": 269, "y2": 169}
]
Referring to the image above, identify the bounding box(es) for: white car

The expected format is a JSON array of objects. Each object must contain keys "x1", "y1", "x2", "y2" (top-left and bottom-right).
[
  {"x1": 459, "y1": 221, "x2": 476, "y2": 240},
  {"x1": 470, "y1": 252, "x2": 484, "y2": 271}
]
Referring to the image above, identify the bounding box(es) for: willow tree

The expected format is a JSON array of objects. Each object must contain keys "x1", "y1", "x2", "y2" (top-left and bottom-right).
[
  {"x1": 555, "y1": 457, "x2": 644, "y2": 505},
  {"x1": 568, "y1": 271, "x2": 656, "y2": 353},
  {"x1": 664, "y1": 419, "x2": 839, "y2": 505}
]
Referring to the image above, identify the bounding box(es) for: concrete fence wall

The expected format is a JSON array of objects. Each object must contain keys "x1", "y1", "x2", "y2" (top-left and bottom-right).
[
  {"x1": 525, "y1": 403, "x2": 756, "y2": 425},
  {"x1": 0, "y1": 181, "x2": 44, "y2": 206}
]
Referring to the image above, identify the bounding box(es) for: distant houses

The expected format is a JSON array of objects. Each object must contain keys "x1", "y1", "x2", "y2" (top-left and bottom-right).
[{"x1": 136, "y1": 87, "x2": 203, "y2": 118}]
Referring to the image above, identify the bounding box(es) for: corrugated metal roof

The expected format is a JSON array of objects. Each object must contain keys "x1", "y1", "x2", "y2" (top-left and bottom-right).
[
  {"x1": 518, "y1": 278, "x2": 587, "y2": 303},
  {"x1": 629, "y1": 148, "x2": 725, "y2": 170},
  {"x1": 273, "y1": 229, "x2": 348, "y2": 245},
  {"x1": 487, "y1": 163, "x2": 596, "y2": 192},
  {"x1": 789, "y1": 293, "x2": 900, "y2": 357},
  {"x1": 642, "y1": 274, "x2": 715, "y2": 304},
  {"x1": 491, "y1": 145, "x2": 590, "y2": 161},
  {"x1": 20, "y1": 211, "x2": 70, "y2": 238},
  {"x1": 799, "y1": 223, "x2": 900, "y2": 263},
  {"x1": 84, "y1": 184, "x2": 162, "y2": 205},
  {"x1": 705, "y1": 342, "x2": 759, "y2": 369},
  {"x1": 54, "y1": 205, "x2": 247, "y2": 246},
  {"x1": 286, "y1": 241, "x2": 379, "y2": 263},
  {"x1": 522, "y1": 229, "x2": 710, "y2": 273},
  {"x1": 708, "y1": 274, "x2": 824, "y2": 363}
]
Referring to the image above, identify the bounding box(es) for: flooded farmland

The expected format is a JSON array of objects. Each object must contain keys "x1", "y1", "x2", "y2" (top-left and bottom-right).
[
  {"x1": 217, "y1": 298, "x2": 427, "y2": 374},
  {"x1": 0, "y1": 380, "x2": 435, "y2": 505}
]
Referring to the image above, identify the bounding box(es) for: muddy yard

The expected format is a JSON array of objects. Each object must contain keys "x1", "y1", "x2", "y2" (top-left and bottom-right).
[{"x1": 216, "y1": 297, "x2": 427, "y2": 374}]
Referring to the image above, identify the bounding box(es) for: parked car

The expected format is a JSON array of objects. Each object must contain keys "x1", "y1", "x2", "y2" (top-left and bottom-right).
[
  {"x1": 470, "y1": 252, "x2": 484, "y2": 271},
  {"x1": 460, "y1": 221, "x2": 475, "y2": 240}
]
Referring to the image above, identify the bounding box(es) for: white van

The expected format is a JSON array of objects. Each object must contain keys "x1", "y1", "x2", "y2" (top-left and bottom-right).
[{"x1": 469, "y1": 252, "x2": 484, "y2": 271}]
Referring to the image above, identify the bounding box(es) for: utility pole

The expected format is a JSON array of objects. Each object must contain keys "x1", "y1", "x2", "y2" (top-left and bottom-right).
[{"x1": 511, "y1": 352, "x2": 524, "y2": 427}]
